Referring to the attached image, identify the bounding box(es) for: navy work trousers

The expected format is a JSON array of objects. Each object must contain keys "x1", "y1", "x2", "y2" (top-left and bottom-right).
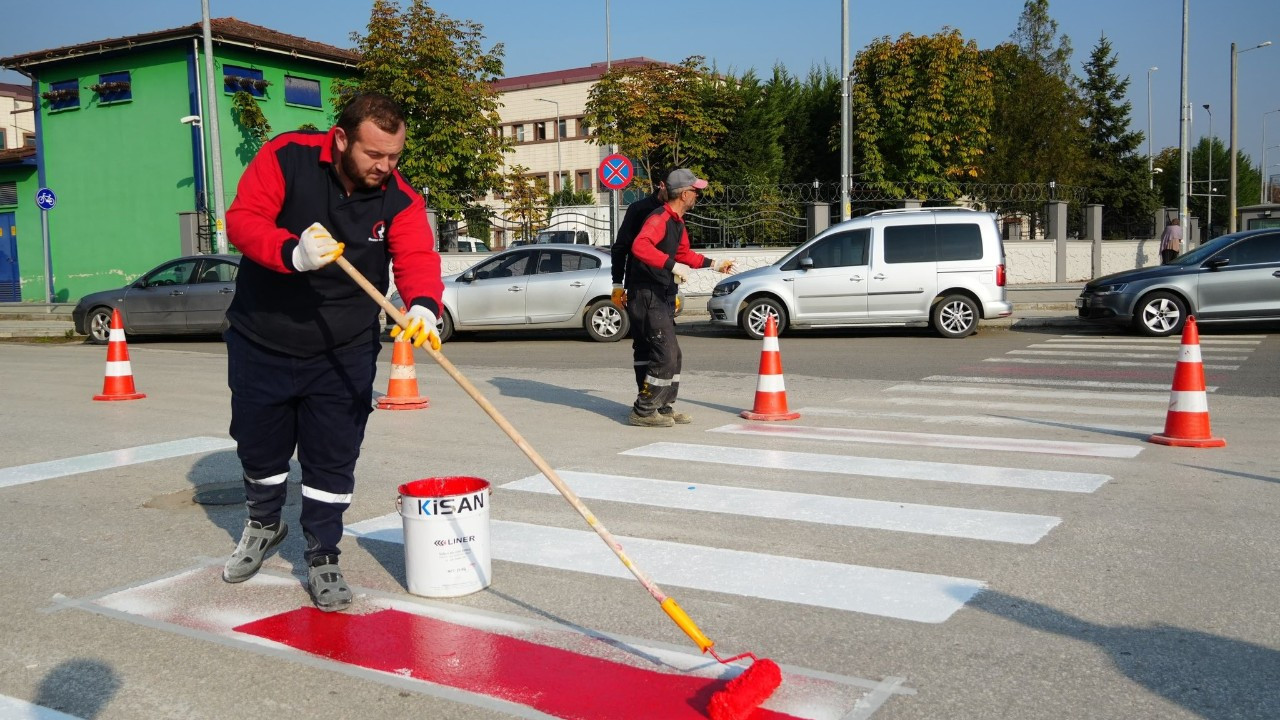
[
  {"x1": 627, "y1": 286, "x2": 682, "y2": 416},
  {"x1": 226, "y1": 327, "x2": 379, "y2": 562}
]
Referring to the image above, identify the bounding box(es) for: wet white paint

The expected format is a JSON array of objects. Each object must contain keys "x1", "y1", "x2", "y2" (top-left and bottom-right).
[
  {"x1": 503, "y1": 471, "x2": 1061, "y2": 544},
  {"x1": 0, "y1": 437, "x2": 237, "y2": 490}
]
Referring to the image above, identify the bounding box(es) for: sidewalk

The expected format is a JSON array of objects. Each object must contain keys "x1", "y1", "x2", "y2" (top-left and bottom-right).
[{"x1": 0, "y1": 284, "x2": 1086, "y2": 339}]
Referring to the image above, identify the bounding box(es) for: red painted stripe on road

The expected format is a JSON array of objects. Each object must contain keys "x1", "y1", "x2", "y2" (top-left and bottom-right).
[{"x1": 236, "y1": 607, "x2": 803, "y2": 720}]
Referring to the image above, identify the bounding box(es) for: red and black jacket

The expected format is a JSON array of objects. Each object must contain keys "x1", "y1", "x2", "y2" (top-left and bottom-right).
[
  {"x1": 628, "y1": 204, "x2": 711, "y2": 296},
  {"x1": 226, "y1": 127, "x2": 442, "y2": 356}
]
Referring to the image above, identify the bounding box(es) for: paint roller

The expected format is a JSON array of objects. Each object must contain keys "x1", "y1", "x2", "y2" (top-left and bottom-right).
[{"x1": 336, "y1": 256, "x2": 781, "y2": 719}]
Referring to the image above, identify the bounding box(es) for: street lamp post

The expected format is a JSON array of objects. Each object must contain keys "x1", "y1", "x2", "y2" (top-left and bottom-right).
[
  {"x1": 1263, "y1": 109, "x2": 1280, "y2": 204},
  {"x1": 1203, "y1": 104, "x2": 1214, "y2": 235},
  {"x1": 1148, "y1": 67, "x2": 1158, "y2": 190},
  {"x1": 1265, "y1": 148, "x2": 1280, "y2": 204},
  {"x1": 535, "y1": 98, "x2": 562, "y2": 200},
  {"x1": 1229, "y1": 40, "x2": 1272, "y2": 232}
]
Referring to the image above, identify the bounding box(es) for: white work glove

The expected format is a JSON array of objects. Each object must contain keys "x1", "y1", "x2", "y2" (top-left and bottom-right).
[
  {"x1": 611, "y1": 284, "x2": 627, "y2": 309},
  {"x1": 390, "y1": 304, "x2": 441, "y2": 350},
  {"x1": 672, "y1": 262, "x2": 693, "y2": 284},
  {"x1": 713, "y1": 259, "x2": 736, "y2": 274},
  {"x1": 292, "y1": 222, "x2": 344, "y2": 272}
]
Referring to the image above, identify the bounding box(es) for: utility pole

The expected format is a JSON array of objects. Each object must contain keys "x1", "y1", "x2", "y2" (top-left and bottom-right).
[
  {"x1": 1177, "y1": 0, "x2": 1189, "y2": 238},
  {"x1": 1229, "y1": 40, "x2": 1272, "y2": 232},
  {"x1": 840, "y1": 0, "x2": 851, "y2": 221},
  {"x1": 1147, "y1": 67, "x2": 1157, "y2": 190},
  {"x1": 201, "y1": 0, "x2": 228, "y2": 253},
  {"x1": 1202, "y1": 104, "x2": 1213, "y2": 236},
  {"x1": 605, "y1": 0, "x2": 617, "y2": 242}
]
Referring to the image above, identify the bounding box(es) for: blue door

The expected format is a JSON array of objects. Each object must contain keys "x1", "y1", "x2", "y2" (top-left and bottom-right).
[{"x1": 0, "y1": 212, "x2": 18, "y2": 302}]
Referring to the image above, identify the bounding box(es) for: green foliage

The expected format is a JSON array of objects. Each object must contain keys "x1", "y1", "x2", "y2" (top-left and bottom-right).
[
  {"x1": 231, "y1": 90, "x2": 272, "y2": 145},
  {"x1": 1012, "y1": 0, "x2": 1073, "y2": 83},
  {"x1": 297, "y1": 122, "x2": 320, "y2": 132},
  {"x1": 849, "y1": 29, "x2": 994, "y2": 196},
  {"x1": 1081, "y1": 34, "x2": 1157, "y2": 236},
  {"x1": 769, "y1": 65, "x2": 841, "y2": 186},
  {"x1": 583, "y1": 56, "x2": 731, "y2": 189},
  {"x1": 1152, "y1": 142, "x2": 1263, "y2": 229},
  {"x1": 338, "y1": 0, "x2": 508, "y2": 216},
  {"x1": 500, "y1": 164, "x2": 550, "y2": 241},
  {"x1": 549, "y1": 187, "x2": 597, "y2": 208}
]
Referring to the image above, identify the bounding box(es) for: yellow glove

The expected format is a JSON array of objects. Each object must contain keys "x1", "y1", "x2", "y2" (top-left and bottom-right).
[
  {"x1": 674, "y1": 295, "x2": 682, "y2": 314},
  {"x1": 292, "y1": 222, "x2": 344, "y2": 272},
  {"x1": 390, "y1": 305, "x2": 441, "y2": 350},
  {"x1": 611, "y1": 284, "x2": 627, "y2": 309},
  {"x1": 713, "y1": 259, "x2": 736, "y2": 274}
]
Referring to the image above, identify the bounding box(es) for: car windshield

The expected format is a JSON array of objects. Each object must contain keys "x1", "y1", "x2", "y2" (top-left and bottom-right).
[{"x1": 1170, "y1": 232, "x2": 1239, "y2": 265}]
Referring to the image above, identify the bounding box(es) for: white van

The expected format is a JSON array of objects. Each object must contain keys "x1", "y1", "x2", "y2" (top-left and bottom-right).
[
  {"x1": 453, "y1": 237, "x2": 490, "y2": 253},
  {"x1": 707, "y1": 208, "x2": 1012, "y2": 339}
]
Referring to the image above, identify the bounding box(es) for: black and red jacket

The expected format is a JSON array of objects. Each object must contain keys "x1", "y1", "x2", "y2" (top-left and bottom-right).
[
  {"x1": 226, "y1": 127, "x2": 442, "y2": 356},
  {"x1": 628, "y1": 204, "x2": 712, "y2": 296}
]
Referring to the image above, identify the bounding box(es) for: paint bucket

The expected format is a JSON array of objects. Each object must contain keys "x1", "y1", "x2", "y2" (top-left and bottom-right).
[{"x1": 397, "y1": 477, "x2": 491, "y2": 597}]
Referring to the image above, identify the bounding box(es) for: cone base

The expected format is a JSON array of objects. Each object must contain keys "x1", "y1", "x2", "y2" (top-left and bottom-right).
[
  {"x1": 94, "y1": 392, "x2": 146, "y2": 402},
  {"x1": 377, "y1": 397, "x2": 429, "y2": 411},
  {"x1": 740, "y1": 409, "x2": 800, "y2": 422},
  {"x1": 1148, "y1": 433, "x2": 1225, "y2": 448}
]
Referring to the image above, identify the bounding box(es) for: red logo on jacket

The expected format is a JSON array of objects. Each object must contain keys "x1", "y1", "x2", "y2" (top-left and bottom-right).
[{"x1": 369, "y1": 221, "x2": 386, "y2": 243}]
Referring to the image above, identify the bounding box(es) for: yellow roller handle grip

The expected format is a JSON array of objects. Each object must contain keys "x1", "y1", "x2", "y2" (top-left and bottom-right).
[{"x1": 661, "y1": 597, "x2": 714, "y2": 652}]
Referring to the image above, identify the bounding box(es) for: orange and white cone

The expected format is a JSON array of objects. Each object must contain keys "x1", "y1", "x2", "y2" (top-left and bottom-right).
[
  {"x1": 93, "y1": 308, "x2": 146, "y2": 401},
  {"x1": 1149, "y1": 316, "x2": 1225, "y2": 448},
  {"x1": 740, "y1": 314, "x2": 800, "y2": 421},
  {"x1": 377, "y1": 336, "x2": 429, "y2": 411}
]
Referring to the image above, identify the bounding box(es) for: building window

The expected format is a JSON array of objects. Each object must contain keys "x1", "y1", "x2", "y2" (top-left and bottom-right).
[
  {"x1": 578, "y1": 118, "x2": 590, "y2": 137},
  {"x1": 284, "y1": 75, "x2": 322, "y2": 108},
  {"x1": 514, "y1": 125, "x2": 525, "y2": 142},
  {"x1": 43, "y1": 79, "x2": 79, "y2": 111},
  {"x1": 224, "y1": 65, "x2": 268, "y2": 97},
  {"x1": 0, "y1": 130, "x2": 5, "y2": 149},
  {"x1": 23, "y1": 133, "x2": 35, "y2": 148},
  {"x1": 576, "y1": 170, "x2": 592, "y2": 192},
  {"x1": 534, "y1": 122, "x2": 547, "y2": 141},
  {"x1": 91, "y1": 71, "x2": 132, "y2": 103},
  {"x1": 557, "y1": 119, "x2": 566, "y2": 139}
]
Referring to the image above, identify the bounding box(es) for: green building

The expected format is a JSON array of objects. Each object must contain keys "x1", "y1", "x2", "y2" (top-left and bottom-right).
[{"x1": 0, "y1": 18, "x2": 358, "y2": 302}]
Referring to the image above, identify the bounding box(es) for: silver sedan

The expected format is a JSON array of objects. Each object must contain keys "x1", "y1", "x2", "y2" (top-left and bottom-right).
[{"x1": 392, "y1": 245, "x2": 629, "y2": 342}]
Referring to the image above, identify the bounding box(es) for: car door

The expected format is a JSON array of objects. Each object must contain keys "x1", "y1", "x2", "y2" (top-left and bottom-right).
[
  {"x1": 185, "y1": 259, "x2": 239, "y2": 331},
  {"x1": 867, "y1": 220, "x2": 938, "y2": 320},
  {"x1": 525, "y1": 249, "x2": 600, "y2": 324},
  {"x1": 789, "y1": 228, "x2": 869, "y2": 323},
  {"x1": 455, "y1": 250, "x2": 533, "y2": 326},
  {"x1": 1195, "y1": 232, "x2": 1280, "y2": 318},
  {"x1": 123, "y1": 259, "x2": 199, "y2": 333}
]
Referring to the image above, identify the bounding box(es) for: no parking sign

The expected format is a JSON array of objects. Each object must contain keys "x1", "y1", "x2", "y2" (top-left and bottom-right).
[{"x1": 597, "y1": 154, "x2": 633, "y2": 191}]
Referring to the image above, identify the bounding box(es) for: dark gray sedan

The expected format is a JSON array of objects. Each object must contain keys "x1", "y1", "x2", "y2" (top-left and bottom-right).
[
  {"x1": 1076, "y1": 229, "x2": 1280, "y2": 336},
  {"x1": 73, "y1": 255, "x2": 241, "y2": 344}
]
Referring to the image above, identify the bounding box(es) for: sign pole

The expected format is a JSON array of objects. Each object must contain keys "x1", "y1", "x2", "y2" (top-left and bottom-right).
[{"x1": 41, "y1": 209, "x2": 51, "y2": 303}]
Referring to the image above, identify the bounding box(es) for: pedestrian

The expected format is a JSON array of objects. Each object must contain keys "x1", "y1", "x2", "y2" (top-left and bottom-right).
[
  {"x1": 611, "y1": 172, "x2": 668, "y2": 391},
  {"x1": 626, "y1": 168, "x2": 734, "y2": 427},
  {"x1": 221, "y1": 93, "x2": 443, "y2": 612},
  {"x1": 1159, "y1": 217, "x2": 1183, "y2": 264}
]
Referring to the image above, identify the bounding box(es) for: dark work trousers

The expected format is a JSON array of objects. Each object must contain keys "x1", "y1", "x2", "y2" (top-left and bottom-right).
[
  {"x1": 628, "y1": 286, "x2": 681, "y2": 416},
  {"x1": 226, "y1": 326, "x2": 379, "y2": 562}
]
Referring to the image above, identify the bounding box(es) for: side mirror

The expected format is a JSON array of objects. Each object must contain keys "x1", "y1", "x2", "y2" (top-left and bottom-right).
[
  {"x1": 1207, "y1": 257, "x2": 1230, "y2": 270},
  {"x1": 799, "y1": 256, "x2": 814, "y2": 270},
  {"x1": 461, "y1": 271, "x2": 477, "y2": 282},
  {"x1": 133, "y1": 279, "x2": 148, "y2": 288}
]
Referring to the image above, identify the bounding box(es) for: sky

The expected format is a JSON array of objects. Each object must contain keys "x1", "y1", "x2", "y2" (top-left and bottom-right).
[{"x1": 2, "y1": 0, "x2": 1278, "y2": 178}]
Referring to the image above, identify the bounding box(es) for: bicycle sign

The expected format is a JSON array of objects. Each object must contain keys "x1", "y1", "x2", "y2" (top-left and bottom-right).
[
  {"x1": 35, "y1": 188, "x2": 57, "y2": 211},
  {"x1": 597, "y1": 154, "x2": 633, "y2": 191}
]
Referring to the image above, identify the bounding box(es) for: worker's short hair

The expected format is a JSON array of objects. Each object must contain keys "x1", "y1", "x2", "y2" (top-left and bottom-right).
[{"x1": 337, "y1": 93, "x2": 406, "y2": 140}]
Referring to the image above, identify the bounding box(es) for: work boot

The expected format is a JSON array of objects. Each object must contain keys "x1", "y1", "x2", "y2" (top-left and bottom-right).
[
  {"x1": 629, "y1": 411, "x2": 674, "y2": 427},
  {"x1": 660, "y1": 407, "x2": 692, "y2": 424},
  {"x1": 308, "y1": 554, "x2": 353, "y2": 612},
  {"x1": 223, "y1": 520, "x2": 288, "y2": 583}
]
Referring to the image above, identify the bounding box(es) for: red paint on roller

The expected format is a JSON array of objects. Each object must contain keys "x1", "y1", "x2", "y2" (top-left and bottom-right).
[
  {"x1": 709, "y1": 659, "x2": 783, "y2": 720},
  {"x1": 235, "y1": 607, "x2": 801, "y2": 720}
]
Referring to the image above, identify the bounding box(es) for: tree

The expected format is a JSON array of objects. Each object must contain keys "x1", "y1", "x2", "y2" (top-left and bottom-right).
[
  {"x1": 769, "y1": 65, "x2": 841, "y2": 187},
  {"x1": 583, "y1": 56, "x2": 731, "y2": 191},
  {"x1": 1080, "y1": 34, "x2": 1158, "y2": 237},
  {"x1": 338, "y1": 0, "x2": 508, "y2": 216},
  {"x1": 1012, "y1": 0, "x2": 1073, "y2": 84},
  {"x1": 1152, "y1": 142, "x2": 1263, "y2": 233},
  {"x1": 500, "y1": 164, "x2": 549, "y2": 242},
  {"x1": 849, "y1": 29, "x2": 995, "y2": 196}
]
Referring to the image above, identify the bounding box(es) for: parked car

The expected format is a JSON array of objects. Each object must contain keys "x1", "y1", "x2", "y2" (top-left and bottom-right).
[
  {"x1": 73, "y1": 255, "x2": 241, "y2": 344},
  {"x1": 707, "y1": 208, "x2": 1011, "y2": 339},
  {"x1": 389, "y1": 245, "x2": 628, "y2": 342},
  {"x1": 1076, "y1": 228, "x2": 1280, "y2": 336},
  {"x1": 534, "y1": 229, "x2": 592, "y2": 245},
  {"x1": 452, "y1": 237, "x2": 490, "y2": 253}
]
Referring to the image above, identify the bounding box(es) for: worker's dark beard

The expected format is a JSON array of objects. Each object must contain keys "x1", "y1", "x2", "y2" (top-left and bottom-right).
[{"x1": 339, "y1": 146, "x2": 384, "y2": 192}]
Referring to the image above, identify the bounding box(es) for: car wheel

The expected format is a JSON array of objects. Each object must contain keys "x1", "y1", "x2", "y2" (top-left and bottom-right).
[
  {"x1": 932, "y1": 294, "x2": 979, "y2": 338},
  {"x1": 1133, "y1": 291, "x2": 1186, "y2": 337},
  {"x1": 437, "y1": 310, "x2": 454, "y2": 344},
  {"x1": 585, "y1": 299, "x2": 628, "y2": 342},
  {"x1": 741, "y1": 297, "x2": 786, "y2": 341},
  {"x1": 86, "y1": 306, "x2": 115, "y2": 345}
]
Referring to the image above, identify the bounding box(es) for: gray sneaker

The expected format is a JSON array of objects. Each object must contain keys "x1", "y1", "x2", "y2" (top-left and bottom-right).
[
  {"x1": 308, "y1": 555, "x2": 353, "y2": 612},
  {"x1": 223, "y1": 520, "x2": 288, "y2": 583},
  {"x1": 629, "y1": 411, "x2": 675, "y2": 427},
  {"x1": 660, "y1": 408, "x2": 693, "y2": 424}
]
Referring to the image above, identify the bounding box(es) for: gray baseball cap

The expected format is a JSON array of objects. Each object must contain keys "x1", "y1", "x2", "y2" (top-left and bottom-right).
[{"x1": 666, "y1": 168, "x2": 708, "y2": 193}]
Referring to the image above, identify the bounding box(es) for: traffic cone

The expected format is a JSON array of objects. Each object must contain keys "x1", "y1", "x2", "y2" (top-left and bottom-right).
[
  {"x1": 740, "y1": 314, "x2": 800, "y2": 421},
  {"x1": 1148, "y1": 316, "x2": 1225, "y2": 448},
  {"x1": 93, "y1": 308, "x2": 146, "y2": 401},
  {"x1": 377, "y1": 336, "x2": 429, "y2": 411}
]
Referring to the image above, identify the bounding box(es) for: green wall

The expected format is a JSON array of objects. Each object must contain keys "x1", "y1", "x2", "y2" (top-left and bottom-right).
[{"x1": 28, "y1": 40, "x2": 354, "y2": 301}]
